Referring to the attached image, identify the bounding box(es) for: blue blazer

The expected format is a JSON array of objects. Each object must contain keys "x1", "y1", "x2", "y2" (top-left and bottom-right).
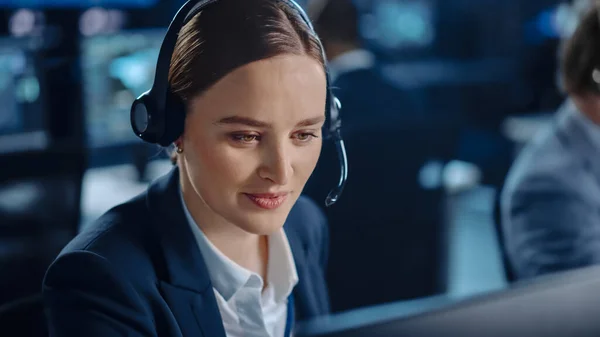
[
  {"x1": 42, "y1": 168, "x2": 330, "y2": 337},
  {"x1": 501, "y1": 100, "x2": 600, "y2": 280}
]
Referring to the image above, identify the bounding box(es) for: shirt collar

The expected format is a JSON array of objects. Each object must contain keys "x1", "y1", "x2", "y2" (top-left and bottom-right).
[
  {"x1": 329, "y1": 48, "x2": 375, "y2": 81},
  {"x1": 567, "y1": 99, "x2": 600, "y2": 152},
  {"x1": 180, "y1": 189, "x2": 298, "y2": 303}
]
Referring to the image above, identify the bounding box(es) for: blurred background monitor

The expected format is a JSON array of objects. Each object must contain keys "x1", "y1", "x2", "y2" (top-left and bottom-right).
[
  {"x1": 0, "y1": 37, "x2": 47, "y2": 154},
  {"x1": 80, "y1": 28, "x2": 165, "y2": 167},
  {"x1": 358, "y1": 0, "x2": 436, "y2": 59},
  {"x1": 0, "y1": 0, "x2": 159, "y2": 8}
]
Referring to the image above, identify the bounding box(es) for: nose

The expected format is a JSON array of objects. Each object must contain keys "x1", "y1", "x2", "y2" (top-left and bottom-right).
[{"x1": 258, "y1": 141, "x2": 292, "y2": 186}]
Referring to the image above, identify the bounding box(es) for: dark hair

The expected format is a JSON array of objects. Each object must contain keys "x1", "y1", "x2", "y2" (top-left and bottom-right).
[
  {"x1": 560, "y1": 5, "x2": 600, "y2": 96},
  {"x1": 310, "y1": 0, "x2": 360, "y2": 45},
  {"x1": 166, "y1": 0, "x2": 325, "y2": 163}
]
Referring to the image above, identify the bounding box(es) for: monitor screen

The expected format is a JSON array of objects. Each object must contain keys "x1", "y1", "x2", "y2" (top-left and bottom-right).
[
  {"x1": 81, "y1": 29, "x2": 164, "y2": 149},
  {"x1": 359, "y1": 0, "x2": 436, "y2": 59},
  {"x1": 0, "y1": 0, "x2": 158, "y2": 8},
  {"x1": 299, "y1": 265, "x2": 600, "y2": 337},
  {"x1": 0, "y1": 37, "x2": 47, "y2": 153}
]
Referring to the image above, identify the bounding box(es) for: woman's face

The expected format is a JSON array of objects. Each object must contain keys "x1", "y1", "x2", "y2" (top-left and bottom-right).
[{"x1": 180, "y1": 54, "x2": 327, "y2": 235}]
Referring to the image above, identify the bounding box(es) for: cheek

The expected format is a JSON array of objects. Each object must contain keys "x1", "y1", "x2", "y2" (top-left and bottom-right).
[
  {"x1": 296, "y1": 140, "x2": 322, "y2": 180},
  {"x1": 187, "y1": 135, "x2": 322, "y2": 189},
  {"x1": 188, "y1": 137, "x2": 255, "y2": 188}
]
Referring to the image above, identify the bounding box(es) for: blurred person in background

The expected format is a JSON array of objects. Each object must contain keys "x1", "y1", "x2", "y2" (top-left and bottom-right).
[
  {"x1": 308, "y1": 0, "x2": 372, "y2": 81},
  {"x1": 501, "y1": 4, "x2": 600, "y2": 280},
  {"x1": 305, "y1": 0, "x2": 454, "y2": 312},
  {"x1": 42, "y1": 0, "x2": 332, "y2": 336},
  {"x1": 308, "y1": 0, "x2": 420, "y2": 132},
  {"x1": 555, "y1": 0, "x2": 595, "y2": 91}
]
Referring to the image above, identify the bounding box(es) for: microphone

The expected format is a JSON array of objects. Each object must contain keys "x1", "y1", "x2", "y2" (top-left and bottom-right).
[
  {"x1": 324, "y1": 97, "x2": 348, "y2": 207},
  {"x1": 325, "y1": 136, "x2": 348, "y2": 206}
]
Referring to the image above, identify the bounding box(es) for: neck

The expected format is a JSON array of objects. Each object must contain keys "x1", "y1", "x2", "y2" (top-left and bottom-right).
[
  {"x1": 572, "y1": 94, "x2": 600, "y2": 125},
  {"x1": 179, "y1": 166, "x2": 269, "y2": 280}
]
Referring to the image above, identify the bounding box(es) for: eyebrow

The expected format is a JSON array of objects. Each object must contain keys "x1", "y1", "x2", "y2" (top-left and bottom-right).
[{"x1": 215, "y1": 115, "x2": 326, "y2": 128}]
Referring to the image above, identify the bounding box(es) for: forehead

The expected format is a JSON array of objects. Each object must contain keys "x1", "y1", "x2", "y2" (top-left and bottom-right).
[{"x1": 188, "y1": 54, "x2": 327, "y2": 124}]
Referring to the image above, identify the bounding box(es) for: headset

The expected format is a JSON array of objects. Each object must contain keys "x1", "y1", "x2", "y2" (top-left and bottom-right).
[
  {"x1": 594, "y1": 1, "x2": 600, "y2": 89},
  {"x1": 130, "y1": 0, "x2": 347, "y2": 206}
]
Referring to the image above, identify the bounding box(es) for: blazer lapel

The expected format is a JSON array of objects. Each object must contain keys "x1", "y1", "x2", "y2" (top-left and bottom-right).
[
  {"x1": 147, "y1": 168, "x2": 226, "y2": 337},
  {"x1": 159, "y1": 282, "x2": 226, "y2": 337},
  {"x1": 284, "y1": 204, "x2": 331, "y2": 320},
  {"x1": 285, "y1": 223, "x2": 318, "y2": 321}
]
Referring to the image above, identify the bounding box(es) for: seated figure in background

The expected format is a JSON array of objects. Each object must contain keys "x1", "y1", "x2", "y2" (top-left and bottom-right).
[{"x1": 501, "y1": 5, "x2": 600, "y2": 280}]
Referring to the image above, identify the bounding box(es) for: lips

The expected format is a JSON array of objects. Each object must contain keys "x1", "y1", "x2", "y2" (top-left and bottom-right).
[{"x1": 244, "y1": 192, "x2": 289, "y2": 210}]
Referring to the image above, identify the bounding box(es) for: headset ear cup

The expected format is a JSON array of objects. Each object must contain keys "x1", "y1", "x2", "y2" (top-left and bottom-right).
[
  {"x1": 131, "y1": 93, "x2": 153, "y2": 141},
  {"x1": 131, "y1": 87, "x2": 185, "y2": 146},
  {"x1": 131, "y1": 91, "x2": 167, "y2": 145}
]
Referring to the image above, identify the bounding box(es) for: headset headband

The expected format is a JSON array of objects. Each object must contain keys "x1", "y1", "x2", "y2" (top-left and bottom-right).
[
  {"x1": 150, "y1": 0, "x2": 218, "y2": 112},
  {"x1": 151, "y1": 0, "x2": 325, "y2": 120}
]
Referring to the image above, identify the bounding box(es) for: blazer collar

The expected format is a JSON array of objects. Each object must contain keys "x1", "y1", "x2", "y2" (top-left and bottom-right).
[
  {"x1": 146, "y1": 167, "x2": 212, "y2": 293},
  {"x1": 144, "y1": 167, "x2": 307, "y2": 334},
  {"x1": 145, "y1": 167, "x2": 227, "y2": 337}
]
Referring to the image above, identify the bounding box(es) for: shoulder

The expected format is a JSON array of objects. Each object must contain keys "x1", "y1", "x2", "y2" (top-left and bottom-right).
[
  {"x1": 42, "y1": 195, "x2": 161, "y2": 336},
  {"x1": 48, "y1": 193, "x2": 159, "y2": 288},
  {"x1": 503, "y1": 124, "x2": 581, "y2": 200},
  {"x1": 501, "y1": 136, "x2": 600, "y2": 228}
]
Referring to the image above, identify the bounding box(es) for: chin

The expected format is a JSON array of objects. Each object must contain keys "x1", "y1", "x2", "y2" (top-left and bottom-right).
[
  {"x1": 234, "y1": 214, "x2": 289, "y2": 235},
  {"x1": 225, "y1": 193, "x2": 296, "y2": 235}
]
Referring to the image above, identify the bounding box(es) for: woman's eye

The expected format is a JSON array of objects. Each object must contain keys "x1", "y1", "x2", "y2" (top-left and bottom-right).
[
  {"x1": 231, "y1": 134, "x2": 260, "y2": 143},
  {"x1": 294, "y1": 132, "x2": 318, "y2": 142}
]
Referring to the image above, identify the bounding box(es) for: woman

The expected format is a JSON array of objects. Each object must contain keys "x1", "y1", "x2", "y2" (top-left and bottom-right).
[{"x1": 42, "y1": 0, "x2": 332, "y2": 336}]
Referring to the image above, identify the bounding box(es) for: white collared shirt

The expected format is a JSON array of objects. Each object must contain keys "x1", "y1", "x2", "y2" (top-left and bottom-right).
[{"x1": 180, "y1": 192, "x2": 299, "y2": 337}]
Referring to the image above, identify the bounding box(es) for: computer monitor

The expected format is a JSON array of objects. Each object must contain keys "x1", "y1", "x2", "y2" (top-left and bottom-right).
[
  {"x1": 360, "y1": 0, "x2": 436, "y2": 57},
  {"x1": 299, "y1": 265, "x2": 600, "y2": 337},
  {"x1": 0, "y1": 0, "x2": 158, "y2": 8},
  {"x1": 81, "y1": 28, "x2": 165, "y2": 167},
  {"x1": 0, "y1": 37, "x2": 47, "y2": 153}
]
